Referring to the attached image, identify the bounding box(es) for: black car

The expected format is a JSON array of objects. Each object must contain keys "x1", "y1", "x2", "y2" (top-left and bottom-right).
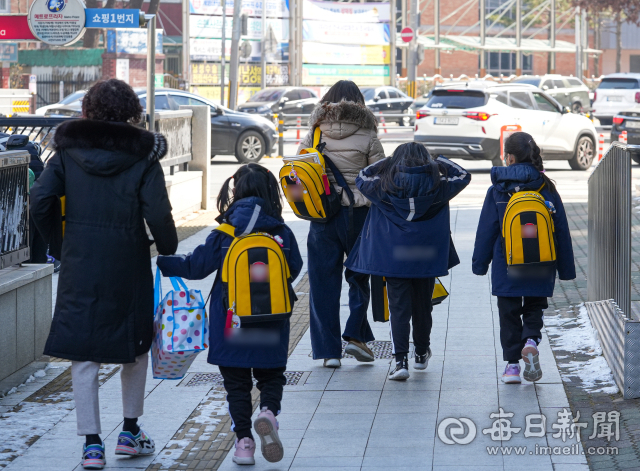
[
  {"x1": 360, "y1": 86, "x2": 414, "y2": 125},
  {"x1": 611, "y1": 111, "x2": 640, "y2": 164},
  {"x1": 44, "y1": 88, "x2": 278, "y2": 163},
  {"x1": 237, "y1": 87, "x2": 319, "y2": 124}
]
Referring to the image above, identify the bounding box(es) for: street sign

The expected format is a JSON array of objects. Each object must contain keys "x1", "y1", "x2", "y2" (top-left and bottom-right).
[
  {"x1": 29, "y1": 75, "x2": 37, "y2": 94},
  {"x1": 0, "y1": 43, "x2": 18, "y2": 62},
  {"x1": 401, "y1": 27, "x2": 413, "y2": 43},
  {"x1": 85, "y1": 9, "x2": 139, "y2": 28},
  {"x1": 27, "y1": 0, "x2": 86, "y2": 46},
  {"x1": 0, "y1": 16, "x2": 37, "y2": 41}
]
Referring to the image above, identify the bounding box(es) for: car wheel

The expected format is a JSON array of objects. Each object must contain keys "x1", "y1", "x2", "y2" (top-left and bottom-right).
[
  {"x1": 399, "y1": 109, "x2": 410, "y2": 126},
  {"x1": 491, "y1": 155, "x2": 505, "y2": 167},
  {"x1": 235, "y1": 131, "x2": 265, "y2": 163},
  {"x1": 571, "y1": 102, "x2": 583, "y2": 113},
  {"x1": 569, "y1": 135, "x2": 595, "y2": 170}
]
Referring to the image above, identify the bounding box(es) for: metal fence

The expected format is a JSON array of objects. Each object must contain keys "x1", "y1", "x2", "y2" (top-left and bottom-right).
[
  {"x1": 35, "y1": 74, "x2": 96, "y2": 109},
  {"x1": 0, "y1": 117, "x2": 70, "y2": 163},
  {"x1": 586, "y1": 141, "x2": 640, "y2": 398},
  {"x1": 0, "y1": 150, "x2": 31, "y2": 269},
  {"x1": 275, "y1": 111, "x2": 415, "y2": 158}
]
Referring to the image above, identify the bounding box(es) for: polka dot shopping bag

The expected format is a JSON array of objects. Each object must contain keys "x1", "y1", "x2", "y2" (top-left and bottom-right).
[{"x1": 152, "y1": 267, "x2": 208, "y2": 380}]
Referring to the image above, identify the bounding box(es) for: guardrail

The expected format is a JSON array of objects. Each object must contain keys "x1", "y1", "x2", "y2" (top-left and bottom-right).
[
  {"x1": 586, "y1": 141, "x2": 640, "y2": 398},
  {"x1": 0, "y1": 116, "x2": 71, "y2": 163},
  {"x1": 0, "y1": 151, "x2": 31, "y2": 269},
  {"x1": 274, "y1": 111, "x2": 415, "y2": 158}
]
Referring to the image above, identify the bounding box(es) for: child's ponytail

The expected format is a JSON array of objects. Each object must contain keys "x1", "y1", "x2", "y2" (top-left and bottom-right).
[{"x1": 504, "y1": 132, "x2": 556, "y2": 193}]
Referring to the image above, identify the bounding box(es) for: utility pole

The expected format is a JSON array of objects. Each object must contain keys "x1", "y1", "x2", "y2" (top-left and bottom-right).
[
  {"x1": 480, "y1": 0, "x2": 486, "y2": 77},
  {"x1": 228, "y1": 0, "x2": 242, "y2": 109},
  {"x1": 581, "y1": 8, "x2": 588, "y2": 79},
  {"x1": 261, "y1": 0, "x2": 266, "y2": 90},
  {"x1": 182, "y1": 0, "x2": 189, "y2": 89},
  {"x1": 407, "y1": 0, "x2": 417, "y2": 97},
  {"x1": 390, "y1": 0, "x2": 396, "y2": 87},
  {"x1": 575, "y1": 7, "x2": 582, "y2": 78},
  {"x1": 549, "y1": 0, "x2": 555, "y2": 73},
  {"x1": 297, "y1": 0, "x2": 303, "y2": 86},
  {"x1": 401, "y1": 0, "x2": 406, "y2": 73},
  {"x1": 434, "y1": 0, "x2": 440, "y2": 75},
  {"x1": 289, "y1": 0, "x2": 296, "y2": 85},
  {"x1": 515, "y1": 0, "x2": 522, "y2": 75},
  {"x1": 220, "y1": 0, "x2": 226, "y2": 106}
]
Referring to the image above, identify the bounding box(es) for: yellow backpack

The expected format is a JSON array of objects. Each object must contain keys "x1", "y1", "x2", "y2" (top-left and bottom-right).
[
  {"x1": 502, "y1": 185, "x2": 556, "y2": 272},
  {"x1": 279, "y1": 127, "x2": 353, "y2": 222},
  {"x1": 371, "y1": 276, "x2": 449, "y2": 322},
  {"x1": 215, "y1": 223, "x2": 293, "y2": 325}
]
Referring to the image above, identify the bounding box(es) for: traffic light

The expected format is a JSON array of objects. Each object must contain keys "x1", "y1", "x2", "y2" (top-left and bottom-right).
[{"x1": 241, "y1": 14, "x2": 248, "y2": 36}]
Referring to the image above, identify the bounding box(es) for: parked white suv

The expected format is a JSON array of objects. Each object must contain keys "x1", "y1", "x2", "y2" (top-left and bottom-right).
[
  {"x1": 592, "y1": 73, "x2": 640, "y2": 127},
  {"x1": 414, "y1": 83, "x2": 597, "y2": 170}
]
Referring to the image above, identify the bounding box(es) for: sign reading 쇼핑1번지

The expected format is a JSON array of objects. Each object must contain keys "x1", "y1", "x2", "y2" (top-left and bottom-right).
[
  {"x1": 85, "y1": 9, "x2": 139, "y2": 28},
  {"x1": 28, "y1": 0, "x2": 86, "y2": 46}
]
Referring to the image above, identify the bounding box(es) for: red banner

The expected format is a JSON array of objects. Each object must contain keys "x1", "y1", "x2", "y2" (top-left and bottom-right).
[{"x1": 0, "y1": 15, "x2": 37, "y2": 41}]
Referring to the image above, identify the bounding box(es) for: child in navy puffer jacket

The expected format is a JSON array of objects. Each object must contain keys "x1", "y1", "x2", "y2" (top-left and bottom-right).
[
  {"x1": 157, "y1": 164, "x2": 303, "y2": 465},
  {"x1": 472, "y1": 132, "x2": 576, "y2": 384},
  {"x1": 345, "y1": 142, "x2": 471, "y2": 380}
]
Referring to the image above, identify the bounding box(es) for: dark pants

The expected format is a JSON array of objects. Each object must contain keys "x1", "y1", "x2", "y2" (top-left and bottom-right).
[
  {"x1": 386, "y1": 277, "x2": 435, "y2": 359},
  {"x1": 497, "y1": 296, "x2": 548, "y2": 362},
  {"x1": 219, "y1": 365, "x2": 286, "y2": 441},
  {"x1": 308, "y1": 206, "x2": 374, "y2": 359},
  {"x1": 28, "y1": 215, "x2": 48, "y2": 263}
]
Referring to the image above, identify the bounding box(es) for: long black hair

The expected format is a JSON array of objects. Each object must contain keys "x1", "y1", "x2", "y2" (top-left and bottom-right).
[
  {"x1": 217, "y1": 163, "x2": 283, "y2": 219},
  {"x1": 504, "y1": 132, "x2": 556, "y2": 193},
  {"x1": 320, "y1": 80, "x2": 365, "y2": 104},
  {"x1": 372, "y1": 142, "x2": 445, "y2": 194}
]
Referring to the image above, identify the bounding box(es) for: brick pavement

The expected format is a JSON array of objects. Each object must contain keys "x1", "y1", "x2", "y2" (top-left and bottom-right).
[{"x1": 545, "y1": 201, "x2": 640, "y2": 470}]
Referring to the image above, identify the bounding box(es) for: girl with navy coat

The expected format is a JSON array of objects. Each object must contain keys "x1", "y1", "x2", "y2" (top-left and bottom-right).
[
  {"x1": 345, "y1": 143, "x2": 471, "y2": 380},
  {"x1": 472, "y1": 132, "x2": 576, "y2": 384},
  {"x1": 157, "y1": 164, "x2": 303, "y2": 465}
]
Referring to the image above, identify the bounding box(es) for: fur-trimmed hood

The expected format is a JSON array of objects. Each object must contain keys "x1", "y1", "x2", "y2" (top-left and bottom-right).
[
  {"x1": 309, "y1": 100, "x2": 378, "y2": 134},
  {"x1": 53, "y1": 119, "x2": 168, "y2": 176}
]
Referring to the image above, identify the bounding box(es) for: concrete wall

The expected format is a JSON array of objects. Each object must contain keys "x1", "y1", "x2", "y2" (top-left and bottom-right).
[
  {"x1": 165, "y1": 170, "x2": 204, "y2": 219},
  {"x1": 0, "y1": 264, "x2": 53, "y2": 383}
]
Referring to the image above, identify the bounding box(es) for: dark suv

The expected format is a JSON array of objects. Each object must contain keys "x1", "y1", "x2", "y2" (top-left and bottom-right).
[{"x1": 237, "y1": 87, "x2": 319, "y2": 124}]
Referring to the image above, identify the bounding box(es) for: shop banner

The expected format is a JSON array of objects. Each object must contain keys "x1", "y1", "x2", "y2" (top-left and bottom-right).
[
  {"x1": 302, "y1": 20, "x2": 389, "y2": 45},
  {"x1": 189, "y1": 38, "x2": 288, "y2": 62},
  {"x1": 302, "y1": 64, "x2": 389, "y2": 86},
  {"x1": 85, "y1": 9, "x2": 139, "y2": 28},
  {"x1": 189, "y1": 0, "x2": 289, "y2": 18},
  {"x1": 303, "y1": 42, "x2": 389, "y2": 65},
  {"x1": 190, "y1": 15, "x2": 288, "y2": 41},
  {"x1": 106, "y1": 29, "x2": 163, "y2": 54},
  {"x1": 191, "y1": 63, "x2": 289, "y2": 87},
  {"x1": 303, "y1": 0, "x2": 390, "y2": 23}
]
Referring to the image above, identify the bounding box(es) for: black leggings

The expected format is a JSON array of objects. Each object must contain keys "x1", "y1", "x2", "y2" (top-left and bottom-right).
[
  {"x1": 219, "y1": 366, "x2": 286, "y2": 441},
  {"x1": 497, "y1": 296, "x2": 547, "y2": 362}
]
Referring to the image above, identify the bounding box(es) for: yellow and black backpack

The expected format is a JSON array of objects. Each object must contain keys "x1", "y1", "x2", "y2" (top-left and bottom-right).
[
  {"x1": 215, "y1": 223, "x2": 293, "y2": 325},
  {"x1": 371, "y1": 276, "x2": 449, "y2": 322},
  {"x1": 502, "y1": 184, "x2": 556, "y2": 273},
  {"x1": 279, "y1": 127, "x2": 354, "y2": 222}
]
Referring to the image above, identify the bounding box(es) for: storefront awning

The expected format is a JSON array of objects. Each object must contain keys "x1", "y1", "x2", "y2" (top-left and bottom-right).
[{"x1": 415, "y1": 35, "x2": 601, "y2": 54}]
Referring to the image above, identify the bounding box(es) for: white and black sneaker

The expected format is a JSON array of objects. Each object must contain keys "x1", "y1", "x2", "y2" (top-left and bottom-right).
[
  {"x1": 414, "y1": 348, "x2": 432, "y2": 370},
  {"x1": 115, "y1": 428, "x2": 155, "y2": 456},
  {"x1": 388, "y1": 356, "x2": 410, "y2": 381}
]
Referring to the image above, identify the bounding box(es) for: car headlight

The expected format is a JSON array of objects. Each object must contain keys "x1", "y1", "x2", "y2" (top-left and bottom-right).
[{"x1": 257, "y1": 105, "x2": 270, "y2": 112}]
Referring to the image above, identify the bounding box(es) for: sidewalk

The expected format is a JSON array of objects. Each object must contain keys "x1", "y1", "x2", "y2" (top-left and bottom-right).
[{"x1": 1, "y1": 206, "x2": 588, "y2": 471}]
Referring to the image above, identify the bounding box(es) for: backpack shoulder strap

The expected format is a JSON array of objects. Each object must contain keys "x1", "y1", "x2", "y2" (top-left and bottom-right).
[
  {"x1": 537, "y1": 182, "x2": 545, "y2": 193},
  {"x1": 214, "y1": 223, "x2": 236, "y2": 238}
]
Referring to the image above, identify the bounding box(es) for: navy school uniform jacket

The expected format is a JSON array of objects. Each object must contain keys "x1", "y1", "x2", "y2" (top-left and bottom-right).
[
  {"x1": 345, "y1": 156, "x2": 471, "y2": 278},
  {"x1": 472, "y1": 163, "x2": 576, "y2": 297},
  {"x1": 156, "y1": 197, "x2": 303, "y2": 369}
]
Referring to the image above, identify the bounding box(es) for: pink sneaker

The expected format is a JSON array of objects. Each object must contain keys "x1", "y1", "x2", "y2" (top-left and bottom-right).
[
  {"x1": 522, "y1": 339, "x2": 543, "y2": 382},
  {"x1": 502, "y1": 363, "x2": 521, "y2": 384},
  {"x1": 253, "y1": 407, "x2": 284, "y2": 463},
  {"x1": 232, "y1": 437, "x2": 255, "y2": 465}
]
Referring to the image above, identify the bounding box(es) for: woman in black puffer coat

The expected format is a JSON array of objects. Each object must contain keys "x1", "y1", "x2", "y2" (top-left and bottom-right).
[{"x1": 30, "y1": 79, "x2": 178, "y2": 465}]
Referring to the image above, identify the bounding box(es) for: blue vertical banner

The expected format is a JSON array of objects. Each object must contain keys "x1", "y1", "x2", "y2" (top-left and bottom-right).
[{"x1": 85, "y1": 9, "x2": 140, "y2": 28}]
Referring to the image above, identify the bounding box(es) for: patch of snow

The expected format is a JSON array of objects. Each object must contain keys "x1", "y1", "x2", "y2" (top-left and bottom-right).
[{"x1": 545, "y1": 304, "x2": 619, "y2": 394}]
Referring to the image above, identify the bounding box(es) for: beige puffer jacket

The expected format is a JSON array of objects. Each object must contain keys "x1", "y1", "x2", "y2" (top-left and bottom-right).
[{"x1": 297, "y1": 100, "x2": 385, "y2": 207}]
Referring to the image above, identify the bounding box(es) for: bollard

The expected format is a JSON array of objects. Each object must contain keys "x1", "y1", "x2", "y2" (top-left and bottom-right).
[
  {"x1": 278, "y1": 113, "x2": 284, "y2": 159},
  {"x1": 296, "y1": 115, "x2": 301, "y2": 144},
  {"x1": 621, "y1": 130, "x2": 628, "y2": 144},
  {"x1": 598, "y1": 133, "x2": 605, "y2": 161},
  {"x1": 379, "y1": 111, "x2": 387, "y2": 134}
]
